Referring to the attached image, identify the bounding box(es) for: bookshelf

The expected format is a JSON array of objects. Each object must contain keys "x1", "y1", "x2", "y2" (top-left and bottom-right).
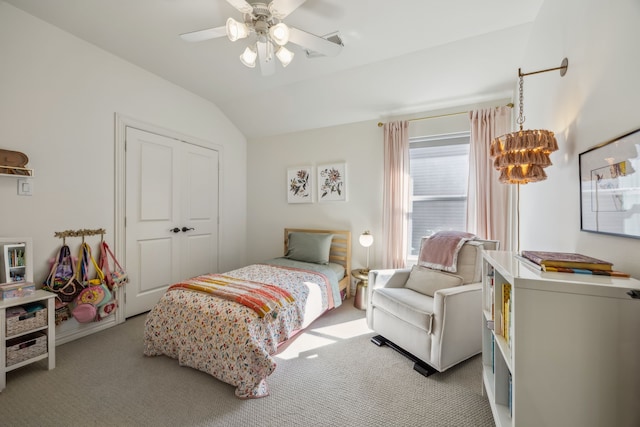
[{"x1": 481, "y1": 250, "x2": 640, "y2": 427}]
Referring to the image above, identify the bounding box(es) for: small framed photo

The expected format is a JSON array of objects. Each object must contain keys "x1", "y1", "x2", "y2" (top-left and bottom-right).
[
  {"x1": 317, "y1": 162, "x2": 347, "y2": 202},
  {"x1": 287, "y1": 166, "x2": 313, "y2": 203}
]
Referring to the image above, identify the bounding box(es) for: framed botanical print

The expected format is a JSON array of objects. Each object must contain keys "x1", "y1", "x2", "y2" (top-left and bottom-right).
[
  {"x1": 287, "y1": 166, "x2": 313, "y2": 203},
  {"x1": 317, "y1": 162, "x2": 346, "y2": 202}
]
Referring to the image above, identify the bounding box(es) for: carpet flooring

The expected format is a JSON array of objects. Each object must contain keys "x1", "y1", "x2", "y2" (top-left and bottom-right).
[{"x1": 0, "y1": 301, "x2": 495, "y2": 427}]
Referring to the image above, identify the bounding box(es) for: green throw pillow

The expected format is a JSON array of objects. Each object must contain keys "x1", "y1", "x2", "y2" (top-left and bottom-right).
[{"x1": 285, "y1": 232, "x2": 332, "y2": 265}]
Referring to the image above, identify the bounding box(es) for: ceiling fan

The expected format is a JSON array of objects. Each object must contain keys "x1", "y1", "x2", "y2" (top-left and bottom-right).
[{"x1": 180, "y1": 0, "x2": 344, "y2": 76}]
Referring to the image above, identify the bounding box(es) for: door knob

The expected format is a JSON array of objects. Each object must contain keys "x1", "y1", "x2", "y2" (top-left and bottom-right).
[
  {"x1": 182, "y1": 227, "x2": 195, "y2": 232},
  {"x1": 170, "y1": 227, "x2": 181, "y2": 233}
]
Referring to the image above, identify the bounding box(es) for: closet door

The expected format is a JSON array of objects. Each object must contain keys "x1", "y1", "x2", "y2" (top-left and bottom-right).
[{"x1": 124, "y1": 127, "x2": 219, "y2": 317}]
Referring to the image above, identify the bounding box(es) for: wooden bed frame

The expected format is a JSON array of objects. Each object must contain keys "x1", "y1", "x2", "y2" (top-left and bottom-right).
[{"x1": 283, "y1": 228, "x2": 352, "y2": 298}]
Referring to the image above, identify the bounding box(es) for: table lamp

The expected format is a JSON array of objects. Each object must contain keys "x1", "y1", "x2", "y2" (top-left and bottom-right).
[{"x1": 359, "y1": 230, "x2": 374, "y2": 273}]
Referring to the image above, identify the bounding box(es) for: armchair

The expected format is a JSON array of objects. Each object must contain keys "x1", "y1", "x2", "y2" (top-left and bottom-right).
[{"x1": 366, "y1": 235, "x2": 498, "y2": 376}]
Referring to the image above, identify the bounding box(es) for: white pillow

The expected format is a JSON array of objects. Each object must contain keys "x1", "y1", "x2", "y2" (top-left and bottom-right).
[{"x1": 404, "y1": 266, "x2": 464, "y2": 297}]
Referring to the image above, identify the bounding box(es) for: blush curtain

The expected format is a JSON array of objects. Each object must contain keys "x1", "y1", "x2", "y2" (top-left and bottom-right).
[
  {"x1": 382, "y1": 121, "x2": 409, "y2": 268},
  {"x1": 467, "y1": 106, "x2": 512, "y2": 250}
]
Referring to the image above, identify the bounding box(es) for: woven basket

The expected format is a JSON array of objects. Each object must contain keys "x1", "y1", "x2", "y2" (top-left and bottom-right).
[
  {"x1": 6, "y1": 308, "x2": 47, "y2": 337},
  {"x1": 6, "y1": 332, "x2": 47, "y2": 366}
]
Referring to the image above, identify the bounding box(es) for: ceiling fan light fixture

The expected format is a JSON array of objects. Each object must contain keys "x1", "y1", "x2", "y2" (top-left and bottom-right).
[
  {"x1": 226, "y1": 17, "x2": 249, "y2": 42},
  {"x1": 276, "y1": 46, "x2": 294, "y2": 67},
  {"x1": 269, "y1": 22, "x2": 290, "y2": 46},
  {"x1": 239, "y1": 45, "x2": 257, "y2": 68}
]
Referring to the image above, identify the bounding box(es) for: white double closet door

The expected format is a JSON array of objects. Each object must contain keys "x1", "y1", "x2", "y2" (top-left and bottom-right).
[{"x1": 124, "y1": 127, "x2": 219, "y2": 317}]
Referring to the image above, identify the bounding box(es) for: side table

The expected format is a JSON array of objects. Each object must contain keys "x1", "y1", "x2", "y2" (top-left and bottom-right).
[{"x1": 351, "y1": 269, "x2": 369, "y2": 310}]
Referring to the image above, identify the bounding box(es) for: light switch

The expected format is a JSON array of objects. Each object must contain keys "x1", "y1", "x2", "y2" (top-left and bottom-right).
[{"x1": 17, "y1": 178, "x2": 33, "y2": 196}]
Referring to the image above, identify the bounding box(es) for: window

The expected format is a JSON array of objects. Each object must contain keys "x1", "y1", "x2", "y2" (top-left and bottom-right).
[{"x1": 408, "y1": 132, "x2": 470, "y2": 257}]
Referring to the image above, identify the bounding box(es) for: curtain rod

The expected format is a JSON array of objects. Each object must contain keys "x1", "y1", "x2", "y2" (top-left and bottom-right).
[{"x1": 377, "y1": 102, "x2": 514, "y2": 128}]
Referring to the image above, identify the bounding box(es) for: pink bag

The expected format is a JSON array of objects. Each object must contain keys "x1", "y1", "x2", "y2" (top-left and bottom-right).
[
  {"x1": 72, "y1": 303, "x2": 97, "y2": 323},
  {"x1": 76, "y1": 285, "x2": 106, "y2": 307},
  {"x1": 72, "y1": 243, "x2": 110, "y2": 323},
  {"x1": 100, "y1": 241, "x2": 128, "y2": 290}
]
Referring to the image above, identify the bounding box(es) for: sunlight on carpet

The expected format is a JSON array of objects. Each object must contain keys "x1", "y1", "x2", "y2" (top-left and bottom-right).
[{"x1": 276, "y1": 317, "x2": 372, "y2": 360}]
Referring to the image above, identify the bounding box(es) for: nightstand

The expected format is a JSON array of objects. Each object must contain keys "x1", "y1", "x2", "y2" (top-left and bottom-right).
[{"x1": 351, "y1": 269, "x2": 369, "y2": 310}]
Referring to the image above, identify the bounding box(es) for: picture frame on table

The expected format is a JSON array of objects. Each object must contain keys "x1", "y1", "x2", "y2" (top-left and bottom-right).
[{"x1": 579, "y1": 127, "x2": 640, "y2": 239}]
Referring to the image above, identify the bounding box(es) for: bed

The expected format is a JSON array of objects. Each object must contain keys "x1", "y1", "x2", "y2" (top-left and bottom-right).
[{"x1": 143, "y1": 228, "x2": 351, "y2": 398}]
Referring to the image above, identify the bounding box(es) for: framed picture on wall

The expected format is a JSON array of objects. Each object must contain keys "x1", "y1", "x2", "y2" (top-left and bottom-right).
[
  {"x1": 579, "y1": 127, "x2": 640, "y2": 239},
  {"x1": 317, "y1": 162, "x2": 347, "y2": 202},
  {"x1": 287, "y1": 166, "x2": 313, "y2": 203}
]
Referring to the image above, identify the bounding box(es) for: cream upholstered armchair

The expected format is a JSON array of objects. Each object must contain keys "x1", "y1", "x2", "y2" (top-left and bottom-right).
[{"x1": 366, "y1": 232, "x2": 499, "y2": 376}]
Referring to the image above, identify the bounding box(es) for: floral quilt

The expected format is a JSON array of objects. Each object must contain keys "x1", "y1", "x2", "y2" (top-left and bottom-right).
[{"x1": 143, "y1": 263, "x2": 338, "y2": 398}]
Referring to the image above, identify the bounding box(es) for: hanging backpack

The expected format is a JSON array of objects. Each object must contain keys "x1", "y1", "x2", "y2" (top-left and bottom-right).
[
  {"x1": 43, "y1": 244, "x2": 83, "y2": 303},
  {"x1": 99, "y1": 241, "x2": 128, "y2": 290},
  {"x1": 72, "y1": 243, "x2": 112, "y2": 323}
]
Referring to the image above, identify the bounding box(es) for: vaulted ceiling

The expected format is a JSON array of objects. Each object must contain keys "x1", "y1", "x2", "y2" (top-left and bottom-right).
[{"x1": 5, "y1": 0, "x2": 544, "y2": 138}]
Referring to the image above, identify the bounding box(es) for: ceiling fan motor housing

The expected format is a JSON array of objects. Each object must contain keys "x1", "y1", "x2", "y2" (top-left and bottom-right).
[{"x1": 244, "y1": 3, "x2": 277, "y2": 37}]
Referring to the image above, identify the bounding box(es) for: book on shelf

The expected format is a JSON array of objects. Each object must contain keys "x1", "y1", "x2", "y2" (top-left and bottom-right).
[
  {"x1": 514, "y1": 254, "x2": 543, "y2": 271},
  {"x1": 542, "y1": 265, "x2": 630, "y2": 277},
  {"x1": 521, "y1": 250, "x2": 613, "y2": 271},
  {"x1": 501, "y1": 283, "x2": 512, "y2": 344},
  {"x1": 508, "y1": 372, "x2": 513, "y2": 417}
]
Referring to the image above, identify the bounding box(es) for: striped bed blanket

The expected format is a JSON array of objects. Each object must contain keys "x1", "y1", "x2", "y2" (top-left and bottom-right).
[{"x1": 168, "y1": 274, "x2": 295, "y2": 319}]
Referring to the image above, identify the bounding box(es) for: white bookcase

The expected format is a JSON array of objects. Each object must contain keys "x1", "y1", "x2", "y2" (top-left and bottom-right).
[
  {"x1": 1, "y1": 290, "x2": 56, "y2": 391},
  {"x1": 481, "y1": 250, "x2": 640, "y2": 427}
]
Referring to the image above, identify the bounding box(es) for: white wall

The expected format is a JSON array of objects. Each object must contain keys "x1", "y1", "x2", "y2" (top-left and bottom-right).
[
  {"x1": 247, "y1": 100, "x2": 509, "y2": 275},
  {"x1": 518, "y1": 0, "x2": 640, "y2": 277},
  {"x1": 0, "y1": 3, "x2": 247, "y2": 286},
  {"x1": 247, "y1": 121, "x2": 383, "y2": 272}
]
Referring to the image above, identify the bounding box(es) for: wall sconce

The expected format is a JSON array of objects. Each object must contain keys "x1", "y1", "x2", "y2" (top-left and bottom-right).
[
  {"x1": 490, "y1": 58, "x2": 569, "y2": 252},
  {"x1": 490, "y1": 58, "x2": 569, "y2": 184}
]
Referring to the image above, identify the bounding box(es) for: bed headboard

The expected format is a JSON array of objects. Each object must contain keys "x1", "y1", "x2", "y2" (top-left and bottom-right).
[{"x1": 284, "y1": 228, "x2": 352, "y2": 298}]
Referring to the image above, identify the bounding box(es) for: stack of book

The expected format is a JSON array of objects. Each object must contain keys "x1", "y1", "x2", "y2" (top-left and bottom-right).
[{"x1": 520, "y1": 250, "x2": 630, "y2": 277}]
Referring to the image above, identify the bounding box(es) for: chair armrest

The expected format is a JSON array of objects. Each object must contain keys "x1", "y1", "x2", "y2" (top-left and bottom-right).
[
  {"x1": 366, "y1": 269, "x2": 411, "y2": 322},
  {"x1": 433, "y1": 282, "x2": 482, "y2": 300},
  {"x1": 430, "y1": 282, "x2": 483, "y2": 370},
  {"x1": 432, "y1": 282, "x2": 482, "y2": 320},
  {"x1": 368, "y1": 269, "x2": 411, "y2": 290}
]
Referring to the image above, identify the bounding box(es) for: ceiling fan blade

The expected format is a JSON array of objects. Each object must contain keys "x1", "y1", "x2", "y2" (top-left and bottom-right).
[
  {"x1": 257, "y1": 41, "x2": 276, "y2": 76},
  {"x1": 268, "y1": 0, "x2": 307, "y2": 19},
  {"x1": 288, "y1": 27, "x2": 343, "y2": 57},
  {"x1": 180, "y1": 26, "x2": 226, "y2": 42},
  {"x1": 225, "y1": 0, "x2": 253, "y2": 14}
]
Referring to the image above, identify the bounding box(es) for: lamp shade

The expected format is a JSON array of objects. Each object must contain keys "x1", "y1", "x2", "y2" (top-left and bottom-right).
[
  {"x1": 276, "y1": 46, "x2": 294, "y2": 67},
  {"x1": 226, "y1": 17, "x2": 249, "y2": 42},
  {"x1": 359, "y1": 231, "x2": 374, "y2": 248},
  {"x1": 490, "y1": 129, "x2": 558, "y2": 184},
  {"x1": 269, "y1": 23, "x2": 290, "y2": 46}
]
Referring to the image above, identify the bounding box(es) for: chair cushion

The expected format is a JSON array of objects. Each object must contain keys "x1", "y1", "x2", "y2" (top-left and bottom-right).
[
  {"x1": 404, "y1": 266, "x2": 463, "y2": 296},
  {"x1": 372, "y1": 288, "x2": 434, "y2": 333}
]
